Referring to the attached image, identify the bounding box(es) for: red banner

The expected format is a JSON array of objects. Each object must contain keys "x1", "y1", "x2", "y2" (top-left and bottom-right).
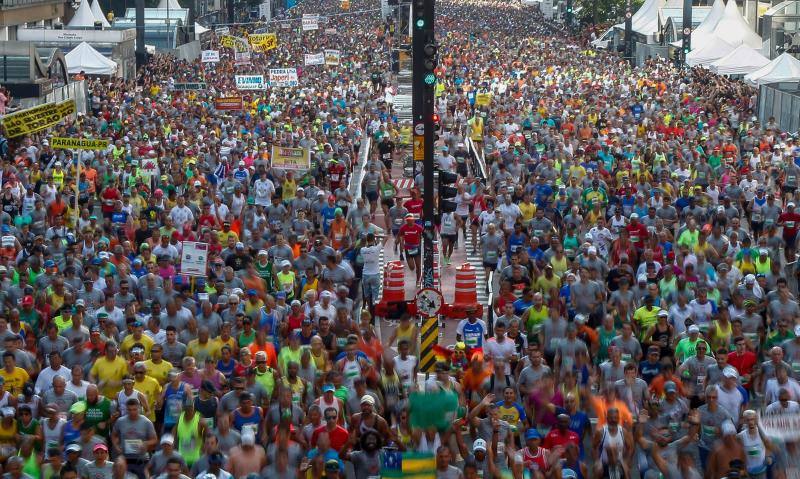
[{"x1": 215, "y1": 97, "x2": 243, "y2": 110}]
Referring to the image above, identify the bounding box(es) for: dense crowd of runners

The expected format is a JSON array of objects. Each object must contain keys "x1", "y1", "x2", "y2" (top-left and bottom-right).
[{"x1": 0, "y1": 0, "x2": 798, "y2": 477}]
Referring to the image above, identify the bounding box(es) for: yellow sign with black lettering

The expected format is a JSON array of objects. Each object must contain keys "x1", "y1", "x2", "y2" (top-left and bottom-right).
[
  {"x1": 413, "y1": 135, "x2": 424, "y2": 161},
  {"x1": 475, "y1": 92, "x2": 492, "y2": 107},
  {"x1": 50, "y1": 137, "x2": 110, "y2": 150},
  {"x1": 221, "y1": 35, "x2": 249, "y2": 52},
  {"x1": 249, "y1": 33, "x2": 277, "y2": 52},
  {"x1": 1, "y1": 100, "x2": 76, "y2": 138}
]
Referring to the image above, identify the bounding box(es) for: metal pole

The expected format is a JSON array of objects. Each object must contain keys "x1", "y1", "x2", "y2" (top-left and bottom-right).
[
  {"x1": 135, "y1": 0, "x2": 146, "y2": 68},
  {"x1": 681, "y1": 0, "x2": 692, "y2": 66},
  {"x1": 412, "y1": 0, "x2": 435, "y2": 288},
  {"x1": 624, "y1": 0, "x2": 633, "y2": 63}
]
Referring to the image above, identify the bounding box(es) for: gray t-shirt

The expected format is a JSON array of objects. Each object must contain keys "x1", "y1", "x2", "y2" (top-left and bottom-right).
[
  {"x1": 350, "y1": 450, "x2": 381, "y2": 479},
  {"x1": 80, "y1": 460, "x2": 114, "y2": 479},
  {"x1": 570, "y1": 280, "x2": 603, "y2": 314},
  {"x1": 147, "y1": 450, "x2": 186, "y2": 476},
  {"x1": 112, "y1": 415, "x2": 157, "y2": 461}
]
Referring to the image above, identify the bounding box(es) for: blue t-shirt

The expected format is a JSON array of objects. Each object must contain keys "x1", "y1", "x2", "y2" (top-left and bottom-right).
[{"x1": 460, "y1": 320, "x2": 486, "y2": 349}]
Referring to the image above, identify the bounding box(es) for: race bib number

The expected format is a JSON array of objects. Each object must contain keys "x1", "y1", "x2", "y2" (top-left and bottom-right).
[
  {"x1": 124, "y1": 439, "x2": 143, "y2": 455},
  {"x1": 406, "y1": 247, "x2": 419, "y2": 255}
]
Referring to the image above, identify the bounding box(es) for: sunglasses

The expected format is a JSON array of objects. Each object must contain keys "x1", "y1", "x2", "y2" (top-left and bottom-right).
[{"x1": 325, "y1": 415, "x2": 337, "y2": 420}]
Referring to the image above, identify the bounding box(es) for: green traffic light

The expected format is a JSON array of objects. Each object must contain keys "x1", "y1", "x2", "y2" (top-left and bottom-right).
[
  {"x1": 416, "y1": 18, "x2": 425, "y2": 28},
  {"x1": 424, "y1": 73, "x2": 436, "y2": 85}
]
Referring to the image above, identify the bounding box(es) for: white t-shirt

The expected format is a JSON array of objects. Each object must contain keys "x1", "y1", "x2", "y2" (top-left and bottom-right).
[
  {"x1": 395, "y1": 355, "x2": 418, "y2": 391},
  {"x1": 484, "y1": 337, "x2": 517, "y2": 375},
  {"x1": 360, "y1": 244, "x2": 382, "y2": 276}
]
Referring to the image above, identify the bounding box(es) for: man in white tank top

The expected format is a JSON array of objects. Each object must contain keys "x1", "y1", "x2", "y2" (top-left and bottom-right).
[{"x1": 592, "y1": 408, "x2": 632, "y2": 478}]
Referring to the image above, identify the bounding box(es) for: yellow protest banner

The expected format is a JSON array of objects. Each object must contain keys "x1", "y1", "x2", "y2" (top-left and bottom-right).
[
  {"x1": 221, "y1": 35, "x2": 249, "y2": 52},
  {"x1": 50, "y1": 137, "x2": 110, "y2": 150},
  {"x1": 1, "y1": 100, "x2": 76, "y2": 138},
  {"x1": 271, "y1": 146, "x2": 310, "y2": 171},
  {"x1": 475, "y1": 92, "x2": 492, "y2": 107},
  {"x1": 249, "y1": 33, "x2": 277, "y2": 52}
]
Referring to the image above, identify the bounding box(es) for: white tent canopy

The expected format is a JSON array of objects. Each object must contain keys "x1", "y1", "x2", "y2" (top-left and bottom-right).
[
  {"x1": 90, "y1": 0, "x2": 111, "y2": 27},
  {"x1": 669, "y1": 0, "x2": 723, "y2": 48},
  {"x1": 157, "y1": 0, "x2": 183, "y2": 10},
  {"x1": 65, "y1": 42, "x2": 117, "y2": 75},
  {"x1": 67, "y1": 0, "x2": 99, "y2": 27},
  {"x1": 711, "y1": 0, "x2": 761, "y2": 48},
  {"x1": 194, "y1": 22, "x2": 209, "y2": 41},
  {"x1": 686, "y1": 34, "x2": 735, "y2": 66},
  {"x1": 745, "y1": 53, "x2": 800, "y2": 86},
  {"x1": 631, "y1": 0, "x2": 666, "y2": 35},
  {"x1": 614, "y1": 0, "x2": 666, "y2": 36},
  {"x1": 710, "y1": 44, "x2": 770, "y2": 75}
]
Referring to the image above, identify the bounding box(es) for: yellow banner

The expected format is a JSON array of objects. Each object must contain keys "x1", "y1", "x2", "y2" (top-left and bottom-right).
[
  {"x1": 1, "y1": 100, "x2": 76, "y2": 138},
  {"x1": 221, "y1": 35, "x2": 249, "y2": 52},
  {"x1": 50, "y1": 137, "x2": 110, "y2": 150},
  {"x1": 270, "y1": 146, "x2": 310, "y2": 171},
  {"x1": 475, "y1": 92, "x2": 492, "y2": 107},
  {"x1": 249, "y1": 33, "x2": 277, "y2": 52}
]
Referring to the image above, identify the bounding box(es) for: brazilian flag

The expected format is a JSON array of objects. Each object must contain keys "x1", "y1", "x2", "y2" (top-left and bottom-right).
[{"x1": 381, "y1": 451, "x2": 436, "y2": 479}]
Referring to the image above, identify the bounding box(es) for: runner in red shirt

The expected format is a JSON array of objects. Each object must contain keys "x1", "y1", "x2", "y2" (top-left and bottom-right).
[
  {"x1": 519, "y1": 429, "x2": 552, "y2": 475},
  {"x1": 398, "y1": 213, "x2": 423, "y2": 284},
  {"x1": 543, "y1": 414, "x2": 581, "y2": 451},
  {"x1": 625, "y1": 213, "x2": 649, "y2": 251},
  {"x1": 727, "y1": 336, "x2": 757, "y2": 389},
  {"x1": 404, "y1": 189, "x2": 424, "y2": 220}
]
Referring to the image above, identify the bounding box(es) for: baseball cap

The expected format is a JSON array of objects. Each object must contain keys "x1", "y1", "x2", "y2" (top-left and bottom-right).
[
  {"x1": 664, "y1": 381, "x2": 677, "y2": 393},
  {"x1": 65, "y1": 443, "x2": 82, "y2": 453},
  {"x1": 360, "y1": 395, "x2": 375, "y2": 405},
  {"x1": 69, "y1": 402, "x2": 87, "y2": 414},
  {"x1": 745, "y1": 274, "x2": 756, "y2": 283},
  {"x1": 161, "y1": 434, "x2": 175, "y2": 445},
  {"x1": 688, "y1": 325, "x2": 700, "y2": 334},
  {"x1": 794, "y1": 324, "x2": 800, "y2": 337},
  {"x1": 525, "y1": 429, "x2": 541, "y2": 440},
  {"x1": 241, "y1": 430, "x2": 256, "y2": 445},
  {"x1": 325, "y1": 459, "x2": 340, "y2": 472},
  {"x1": 723, "y1": 366, "x2": 739, "y2": 379},
  {"x1": 657, "y1": 310, "x2": 668, "y2": 317},
  {"x1": 322, "y1": 384, "x2": 335, "y2": 393},
  {"x1": 473, "y1": 439, "x2": 487, "y2": 452},
  {"x1": 21, "y1": 296, "x2": 33, "y2": 307}
]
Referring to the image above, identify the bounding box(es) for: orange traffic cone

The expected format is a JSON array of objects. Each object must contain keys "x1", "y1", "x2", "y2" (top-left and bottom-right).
[
  {"x1": 383, "y1": 261, "x2": 406, "y2": 302},
  {"x1": 453, "y1": 263, "x2": 478, "y2": 305}
]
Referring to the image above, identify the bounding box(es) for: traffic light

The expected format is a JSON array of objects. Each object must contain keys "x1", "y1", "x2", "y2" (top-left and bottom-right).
[
  {"x1": 413, "y1": 0, "x2": 426, "y2": 29},
  {"x1": 565, "y1": 0, "x2": 573, "y2": 26},
  {"x1": 433, "y1": 113, "x2": 441, "y2": 142},
  {"x1": 438, "y1": 170, "x2": 458, "y2": 213}
]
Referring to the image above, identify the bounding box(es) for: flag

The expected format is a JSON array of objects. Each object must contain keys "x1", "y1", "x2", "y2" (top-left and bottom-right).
[
  {"x1": 432, "y1": 344, "x2": 453, "y2": 363},
  {"x1": 409, "y1": 390, "x2": 459, "y2": 431},
  {"x1": 381, "y1": 451, "x2": 436, "y2": 479}
]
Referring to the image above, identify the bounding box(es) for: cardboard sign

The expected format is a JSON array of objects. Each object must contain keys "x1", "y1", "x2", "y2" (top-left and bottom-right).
[
  {"x1": 215, "y1": 97, "x2": 244, "y2": 110},
  {"x1": 324, "y1": 49, "x2": 341, "y2": 66},
  {"x1": 173, "y1": 82, "x2": 207, "y2": 91},
  {"x1": 249, "y1": 33, "x2": 277, "y2": 52},
  {"x1": 302, "y1": 14, "x2": 319, "y2": 31},
  {"x1": 235, "y1": 75, "x2": 266, "y2": 90},
  {"x1": 271, "y1": 146, "x2": 310, "y2": 171},
  {"x1": 1, "y1": 100, "x2": 76, "y2": 138},
  {"x1": 201, "y1": 50, "x2": 220, "y2": 63},
  {"x1": 304, "y1": 52, "x2": 325, "y2": 65},
  {"x1": 180, "y1": 241, "x2": 209, "y2": 277},
  {"x1": 268, "y1": 68, "x2": 298, "y2": 87},
  {"x1": 50, "y1": 137, "x2": 110, "y2": 150},
  {"x1": 475, "y1": 92, "x2": 492, "y2": 106}
]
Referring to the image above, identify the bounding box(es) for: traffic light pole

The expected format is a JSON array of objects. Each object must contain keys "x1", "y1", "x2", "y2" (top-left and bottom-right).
[
  {"x1": 412, "y1": 0, "x2": 436, "y2": 288},
  {"x1": 681, "y1": 0, "x2": 692, "y2": 65},
  {"x1": 624, "y1": 0, "x2": 633, "y2": 63}
]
